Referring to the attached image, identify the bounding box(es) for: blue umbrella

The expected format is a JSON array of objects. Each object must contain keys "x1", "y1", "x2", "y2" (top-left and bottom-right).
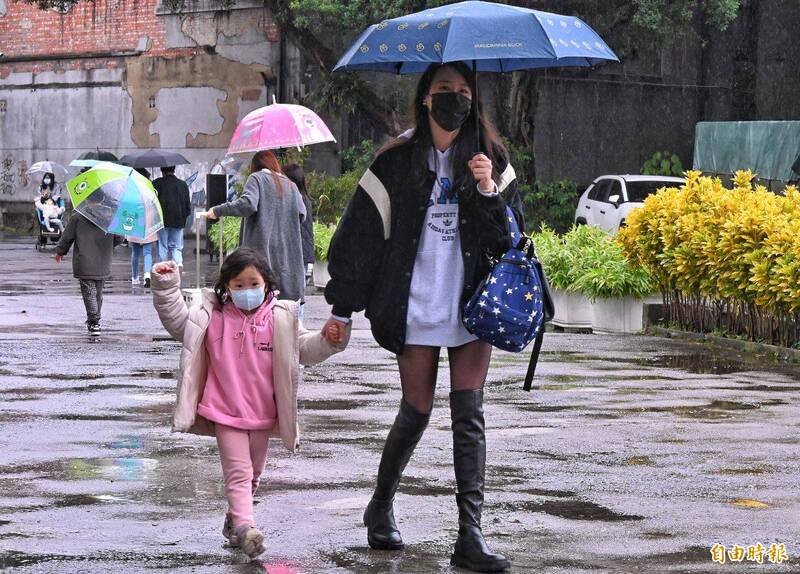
[{"x1": 335, "y1": 1, "x2": 618, "y2": 146}]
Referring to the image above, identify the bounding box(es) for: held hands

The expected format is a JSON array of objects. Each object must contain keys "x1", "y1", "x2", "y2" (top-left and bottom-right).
[
  {"x1": 468, "y1": 153, "x2": 494, "y2": 193},
  {"x1": 54, "y1": 255, "x2": 64, "y2": 263},
  {"x1": 321, "y1": 317, "x2": 348, "y2": 345},
  {"x1": 153, "y1": 261, "x2": 177, "y2": 275}
]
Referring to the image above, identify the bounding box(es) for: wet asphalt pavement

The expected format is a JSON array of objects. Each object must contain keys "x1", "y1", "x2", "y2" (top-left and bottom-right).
[{"x1": 0, "y1": 237, "x2": 798, "y2": 574}]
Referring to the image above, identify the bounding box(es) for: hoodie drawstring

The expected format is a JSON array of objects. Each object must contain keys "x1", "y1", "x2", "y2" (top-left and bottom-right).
[{"x1": 233, "y1": 314, "x2": 263, "y2": 354}]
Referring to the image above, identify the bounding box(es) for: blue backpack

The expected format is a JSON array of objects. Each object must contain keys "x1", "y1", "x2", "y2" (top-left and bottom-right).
[{"x1": 463, "y1": 207, "x2": 555, "y2": 390}]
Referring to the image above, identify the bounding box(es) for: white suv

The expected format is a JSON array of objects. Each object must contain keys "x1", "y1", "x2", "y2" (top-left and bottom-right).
[{"x1": 574, "y1": 175, "x2": 685, "y2": 233}]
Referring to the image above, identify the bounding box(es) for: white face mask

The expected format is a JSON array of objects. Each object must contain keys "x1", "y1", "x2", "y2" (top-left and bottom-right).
[
  {"x1": 43, "y1": 178, "x2": 52, "y2": 185},
  {"x1": 229, "y1": 287, "x2": 266, "y2": 311}
]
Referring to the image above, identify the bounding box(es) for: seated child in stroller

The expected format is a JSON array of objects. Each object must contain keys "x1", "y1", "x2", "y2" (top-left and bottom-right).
[{"x1": 36, "y1": 196, "x2": 65, "y2": 232}]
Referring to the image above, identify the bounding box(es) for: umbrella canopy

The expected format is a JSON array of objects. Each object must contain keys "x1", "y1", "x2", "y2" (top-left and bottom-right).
[
  {"x1": 76, "y1": 150, "x2": 118, "y2": 162},
  {"x1": 335, "y1": 0, "x2": 618, "y2": 73},
  {"x1": 27, "y1": 161, "x2": 70, "y2": 180},
  {"x1": 119, "y1": 149, "x2": 191, "y2": 168},
  {"x1": 227, "y1": 102, "x2": 336, "y2": 156},
  {"x1": 66, "y1": 162, "x2": 163, "y2": 239}
]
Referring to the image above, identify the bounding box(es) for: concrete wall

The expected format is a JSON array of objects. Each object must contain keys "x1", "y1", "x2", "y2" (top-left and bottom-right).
[{"x1": 0, "y1": 0, "x2": 341, "y2": 229}]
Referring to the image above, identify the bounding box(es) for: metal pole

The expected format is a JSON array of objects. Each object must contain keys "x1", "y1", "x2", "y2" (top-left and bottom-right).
[
  {"x1": 472, "y1": 59, "x2": 480, "y2": 155},
  {"x1": 196, "y1": 213, "x2": 201, "y2": 289}
]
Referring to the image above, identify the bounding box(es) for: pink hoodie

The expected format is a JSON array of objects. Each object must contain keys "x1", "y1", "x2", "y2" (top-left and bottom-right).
[{"x1": 197, "y1": 294, "x2": 278, "y2": 430}]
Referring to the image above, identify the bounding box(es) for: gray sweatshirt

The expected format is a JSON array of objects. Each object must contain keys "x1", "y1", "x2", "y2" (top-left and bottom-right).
[{"x1": 214, "y1": 170, "x2": 307, "y2": 302}]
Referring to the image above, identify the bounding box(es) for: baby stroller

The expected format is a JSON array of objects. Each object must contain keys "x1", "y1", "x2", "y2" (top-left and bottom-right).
[{"x1": 34, "y1": 193, "x2": 66, "y2": 251}]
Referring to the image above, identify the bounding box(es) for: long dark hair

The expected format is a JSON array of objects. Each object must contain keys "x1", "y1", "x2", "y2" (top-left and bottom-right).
[
  {"x1": 41, "y1": 172, "x2": 55, "y2": 191},
  {"x1": 282, "y1": 163, "x2": 309, "y2": 200},
  {"x1": 250, "y1": 150, "x2": 284, "y2": 196},
  {"x1": 379, "y1": 62, "x2": 507, "y2": 191},
  {"x1": 213, "y1": 247, "x2": 277, "y2": 305}
]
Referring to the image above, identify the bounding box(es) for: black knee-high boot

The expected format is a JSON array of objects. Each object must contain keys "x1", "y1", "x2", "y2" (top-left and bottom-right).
[
  {"x1": 450, "y1": 389, "x2": 510, "y2": 572},
  {"x1": 363, "y1": 399, "x2": 430, "y2": 550}
]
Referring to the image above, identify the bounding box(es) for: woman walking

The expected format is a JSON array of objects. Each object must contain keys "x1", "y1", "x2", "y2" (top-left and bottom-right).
[
  {"x1": 322, "y1": 62, "x2": 523, "y2": 573},
  {"x1": 128, "y1": 168, "x2": 158, "y2": 287},
  {"x1": 206, "y1": 151, "x2": 307, "y2": 303}
]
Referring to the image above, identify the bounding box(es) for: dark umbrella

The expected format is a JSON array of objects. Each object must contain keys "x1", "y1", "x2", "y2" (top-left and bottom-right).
[
  {"x1": 334, "y1": 0, "x2": 618, "y2": 149},
  {"x1": 76, "y1": 150, "x2": 119, "y2": 162},
  {"x1": 119, "y1": 149, "x2": 191, "y2": 169}
]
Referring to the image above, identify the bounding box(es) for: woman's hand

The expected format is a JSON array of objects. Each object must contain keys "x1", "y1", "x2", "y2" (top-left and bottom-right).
[
  {"x1": 322, "y1": 317, "x2": 348, "y2": 344},
  {"x1": 54, "y1": 255, "x2": 64, "y2": 263},
  {"x1": 468, "y1": 153, "x2": 495, "y2": 193},
  {"x1": 205, "y1": 208, "x2": 218, "y2": 220},
  {"x1": 153, "y1": 261, "x2": 177, "y2": 275}
]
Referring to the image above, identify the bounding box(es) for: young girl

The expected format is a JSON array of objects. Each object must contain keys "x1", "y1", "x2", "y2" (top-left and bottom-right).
[{"x1": 151, "y1": 247, "x2": 349, "y2": 558}]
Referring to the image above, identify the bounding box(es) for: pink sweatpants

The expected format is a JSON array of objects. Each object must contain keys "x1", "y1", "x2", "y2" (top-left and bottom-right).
[{"x1": 215, "y1": 423, "x2": 270, "y2": 528}]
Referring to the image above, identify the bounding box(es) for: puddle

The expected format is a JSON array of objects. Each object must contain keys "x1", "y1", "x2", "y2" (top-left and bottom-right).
[
  {"x1": 640, "y1": 531, "x2": 678, "y2": 539},
  {"x1": 397, "y1": 475, "x2": 452, "y2": 496},
  {"x1": 533, "y1": 384, "x2": 607, "y2": 392},
  {"x1": 489, "y1": 427, "x2": 555, "y2": 437},
  {"x1": 52, "y1": 494, "x2": 109, "y2": 507},
  {"x1": 521, "y1": 488, "x2": 576, "y2": 498},
  {"x1": 625, "y1": 456, "x2": 653, "y2": 465},
  {"x1": 130, "y1": 369, "x2": 175, "y2": 379},
  {"x1": 0, "y1": 383, "x2": 140, "y2": 396},
  {"x1": 628, "y1": 399, "x2": 786, "y2": 419},
  {"x1": 731, "y1": 498, "x2": 769, "y2": 508},
  {"x1": 506, "y1": 499, "x2": 645, "y2": 521},
  {"x1": 51, "y1": 413, "x2": 133, "y2": 422},
  {"x1": 527, "y1": 450, "x2": 570, "y2": 461},
  {"x1": 108, "y1": 437, "x2": 145, "y2": 450},
  {"x1": 714, "y1": 384, "x2": 800, "y2": 392},
  {"x1": 299, "y1": 398, "x2": 364, "y2": 411},
  {"x1": 632, "y1": 354, "x2": 748, "y2": 374},
  {"x1": 717, "y1": 466, "x2": 774, "y2": 475},
  {"x1": 0, "y1": 550, "x2": 230, "y2": 569},
  {"x1": 518, "y1": 404, "x2": 576, "y2": 413},
  {"x1": 263, "y1": 478, "x2": 373, "y2": 493}
]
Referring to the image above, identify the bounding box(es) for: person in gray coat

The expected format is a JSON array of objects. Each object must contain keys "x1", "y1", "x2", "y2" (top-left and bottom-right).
[
  {"x1": 283, "y1": 163, "x2": 314, "y2": 284},
  {"x1": 55, "y1": 212, "x2": 122, "y2": 336},
  {"x1": 206, "y1": 151, "x2": 306, "y2": 302}
]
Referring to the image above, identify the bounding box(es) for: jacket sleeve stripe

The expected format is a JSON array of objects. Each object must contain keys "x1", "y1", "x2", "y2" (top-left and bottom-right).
[
  {"x1": 498, "y1": 163, "x2": 516, "y2": 194},
  {"x1": 358, "y1": 169, "x2": 391, "y2": 240}
]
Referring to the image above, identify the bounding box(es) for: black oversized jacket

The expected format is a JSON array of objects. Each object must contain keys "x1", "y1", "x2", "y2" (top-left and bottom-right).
[{"x1": 325, "y1": 142, "x2": 524, "y2": 354}]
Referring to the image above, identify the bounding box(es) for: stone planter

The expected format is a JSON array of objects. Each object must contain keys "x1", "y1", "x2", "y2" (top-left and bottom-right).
[
  {"x1": 591, "y1": 296, "x2": 645, "y2": 334},
  {"x1": 313, "y1": 260, "x2": 330, "y2": 288},
  {"x1": 550, "y1": 289, "x2": 593, "y2": 329}
]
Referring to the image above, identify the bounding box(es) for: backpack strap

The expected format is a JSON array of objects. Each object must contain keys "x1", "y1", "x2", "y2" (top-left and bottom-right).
[{"x1": 523, "y1": 329, "x2": 544, "y2": 392}]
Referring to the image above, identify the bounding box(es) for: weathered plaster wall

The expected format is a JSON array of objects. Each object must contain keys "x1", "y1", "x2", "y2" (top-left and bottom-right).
[
  {"x1": 124, "y1": 52, "x2": 271, "y2": 150},
  {"x1": 0, "y1": 0, "x2": 328, "y2": 225}
]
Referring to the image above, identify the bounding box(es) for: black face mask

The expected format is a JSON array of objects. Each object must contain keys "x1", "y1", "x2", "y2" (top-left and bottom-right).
[{"x1": 428, "y1": 91, "x2": 472, "y2": 132}]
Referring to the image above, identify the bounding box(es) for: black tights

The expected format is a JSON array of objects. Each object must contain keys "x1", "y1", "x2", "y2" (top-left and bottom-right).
[{"x1": 397, "y1": 340, "x2": 492, "y2": 414}]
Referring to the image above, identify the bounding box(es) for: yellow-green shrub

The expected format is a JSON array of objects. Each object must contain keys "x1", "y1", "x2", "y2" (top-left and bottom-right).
[{"x1": 618, "y1": 170, "x2": 800, "y2": 347}]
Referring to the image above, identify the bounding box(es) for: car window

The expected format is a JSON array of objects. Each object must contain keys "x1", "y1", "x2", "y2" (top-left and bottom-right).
[
  {"x1": 590, "y1": 180, "x2": 610, "y2": 201},
  {"x1": 625, "y1": 180, "x2": 674, "y2": 202},
  {"x1": 586, "y1": 183, "x2": 598, "y2": 200}
]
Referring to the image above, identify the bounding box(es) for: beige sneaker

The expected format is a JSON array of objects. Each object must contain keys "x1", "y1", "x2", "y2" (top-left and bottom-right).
[
  {"x1": 235, "y1": 525, "x2": 265, "y2": 558},
  {"x1": 222, "y1": 513, "x2": 238, "y2": 547}
]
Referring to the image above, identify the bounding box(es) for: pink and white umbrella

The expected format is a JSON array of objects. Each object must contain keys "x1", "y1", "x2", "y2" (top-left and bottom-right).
[{"x1": 227, "y1": 102, "x2": 336, "y2": 155}]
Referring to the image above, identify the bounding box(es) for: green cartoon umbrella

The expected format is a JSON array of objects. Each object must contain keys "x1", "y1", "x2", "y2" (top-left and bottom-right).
[{"x1": 67, "y1": 162, "x2": 163, "y2": 239}]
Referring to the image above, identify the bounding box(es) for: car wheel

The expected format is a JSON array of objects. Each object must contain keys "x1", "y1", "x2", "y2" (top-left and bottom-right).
[
  {"x1": 619, "y1": 219, "x2": 627, "y2": 228},
  {"x1": 575, "y1": 218, "x2": 587, "y2": 226}
]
